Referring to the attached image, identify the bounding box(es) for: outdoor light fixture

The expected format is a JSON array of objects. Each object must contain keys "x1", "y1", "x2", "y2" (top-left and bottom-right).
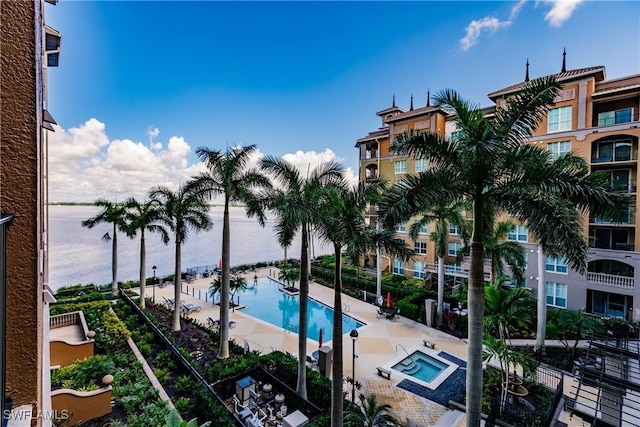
[
  {"x1": 152, "y1": 265, "x2": 157, "y2": 302},
  {"x1": 350, "y1": 329, "x2": 359, "y2": 403}
]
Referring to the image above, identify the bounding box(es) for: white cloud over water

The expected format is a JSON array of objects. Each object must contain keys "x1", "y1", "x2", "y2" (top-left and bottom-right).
[{"x1": 48, "y1": 119, "x2": 357, "y2": 202}]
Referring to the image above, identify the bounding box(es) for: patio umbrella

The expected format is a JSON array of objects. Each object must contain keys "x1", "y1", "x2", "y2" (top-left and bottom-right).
[
  {"x1": 217, "y1": 258, "x2": 222, "y2": 269},
  {"x1": 387, "y1": 292, "x2": 391, "y2": 308},
  {"x1": 318, "y1": 328, "x2": 323, "y2": 348}
]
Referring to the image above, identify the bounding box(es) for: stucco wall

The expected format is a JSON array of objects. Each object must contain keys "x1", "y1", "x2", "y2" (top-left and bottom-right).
[{"x1": 0, "y1": 0, "x2": 45, "y2": 412}]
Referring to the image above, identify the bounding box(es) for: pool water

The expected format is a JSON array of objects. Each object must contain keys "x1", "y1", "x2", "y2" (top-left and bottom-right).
[
  {"x1": 232, "y1": 277, "x2": 364, "y2": 342},
  {"x1": 392, "y1": 351, "x2": 449, "y2": 383}
]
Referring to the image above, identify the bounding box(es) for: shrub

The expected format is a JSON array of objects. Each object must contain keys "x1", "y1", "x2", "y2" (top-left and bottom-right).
[
  {"x1": 174, "y1": 397, "x2": 194, "y2": 418},
  {"x1": 154, "y1": 368, "x2": 171, "y2": 383},
  {"x1": 102, "y1": 309, "x2": 131, "y2": 347},
  {"x1": 138, "y1": 343, "x2": 151, "y2": 357},
  {"x1": 175, "y1": 375, "x2": 194, "y2": 396},
  {"x1": 155, "y1": 350, "x2": 176, "y2": 371}
]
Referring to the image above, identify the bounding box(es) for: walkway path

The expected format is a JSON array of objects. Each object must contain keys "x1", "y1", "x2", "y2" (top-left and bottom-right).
[{"x1": 145, "y1": 267, "x2": 472, "y2": 426}]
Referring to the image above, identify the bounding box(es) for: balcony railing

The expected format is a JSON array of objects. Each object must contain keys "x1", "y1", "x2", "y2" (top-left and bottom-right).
[{"x1": 586, "y1": 272, "x2": 635, "y2": 289}]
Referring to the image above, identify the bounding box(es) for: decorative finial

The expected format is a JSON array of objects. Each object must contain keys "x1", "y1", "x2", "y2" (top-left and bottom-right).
[
  {"x1": 561, "y1": 48, "x2": 567, "y2": 73},
  {"x1": 410, "y1": 94, "x2": 414, "y2": 111},
  {"x1": 426, "y1": 89, "x2": 430, "y2": 107},
  {"x1": 525, "y1": 59, "x2": 530, "y2": 82},
  {"x1": 392, "y1": 94, "x2": 396, "y2": 108}
]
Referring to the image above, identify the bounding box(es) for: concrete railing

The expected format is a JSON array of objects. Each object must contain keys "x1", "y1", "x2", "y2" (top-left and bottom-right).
[
  {"x1": 51, "y1": 384, "x2": 112, "y2": 426},
  {"x1": 586, "y1": 272, "x2": 635, "y2": 289},
  {"x1": 49, "y1": 311, "x2": 96, "y2": 367}
]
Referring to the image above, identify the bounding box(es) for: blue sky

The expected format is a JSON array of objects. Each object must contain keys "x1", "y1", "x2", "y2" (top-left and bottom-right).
[{"x1": 46, "y1": 1, "x2": 640, "y2": 202}]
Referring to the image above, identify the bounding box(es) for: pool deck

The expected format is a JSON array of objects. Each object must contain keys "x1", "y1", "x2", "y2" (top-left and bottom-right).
[{"x1": 145, "y1": 267, "x2": 471, "y2": 426}]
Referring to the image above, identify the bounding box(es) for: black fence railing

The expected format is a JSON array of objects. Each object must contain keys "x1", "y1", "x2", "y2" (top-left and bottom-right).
[{"x1": 119, "y1": 290, "x2": 244, "y2": 426}]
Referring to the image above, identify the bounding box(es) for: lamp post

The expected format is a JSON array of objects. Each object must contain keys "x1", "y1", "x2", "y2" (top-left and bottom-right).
[
  {"x1": 152, "y1": 265, "x2": 157, "y2": 302},
  {"x1": 350, "y1": 329, "x2": 359, "y2": 403}
]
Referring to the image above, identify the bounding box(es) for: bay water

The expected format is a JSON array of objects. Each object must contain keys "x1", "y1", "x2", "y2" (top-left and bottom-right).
[{"x1": 48, "y1": 205, "x2": 332, "y2": 291}]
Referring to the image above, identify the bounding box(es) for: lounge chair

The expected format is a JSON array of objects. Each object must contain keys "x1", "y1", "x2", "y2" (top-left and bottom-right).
[
  {"x1": 207, "y1": 317, "x2": 236, "y2": 329},
  {"x1": 384, "y1": 307, "x2": 399, "y2": 321},
  {"x1": 181, "y1": 303, "x2": 201, "y2": 314}
]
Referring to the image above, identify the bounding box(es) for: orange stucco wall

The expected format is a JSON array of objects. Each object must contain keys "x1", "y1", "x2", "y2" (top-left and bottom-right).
[{"x1": 0, "y1": 0, "x2": 45, "y2": 411}]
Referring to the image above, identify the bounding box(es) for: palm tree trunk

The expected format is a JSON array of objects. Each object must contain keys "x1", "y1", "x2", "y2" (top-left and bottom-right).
[
  {"x1": 112, "y1": 223, "x2": 118, "y2": 297},
  {"x1": 219, "y1": 196, "x2": 231, "y2": 359},
  {"x1": 173, "y1": 239, "x2": 182, "y2": 332},
  {"x1": 437, "y1": 256, "x2": 445, "y2": 327},
  {"x1": 139, "y1": 232, "x2": 146, "y2": 309},
  {"x1": 467, "y1": 199, "x2": 485, "y2": 427},
  {"x1": 535, "y1": 244, "x2": 546, "y2": 353},
  {"x1": 296, "y1": 223, "x2": 309, "y2": 398},
  {"x1": 331, "y1": 244, "x2": 344, "y2": 427}
]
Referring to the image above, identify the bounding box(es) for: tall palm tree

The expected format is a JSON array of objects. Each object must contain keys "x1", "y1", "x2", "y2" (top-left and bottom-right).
[
  {"x1": 81, "y1": 199, "x2": 127, "y2": 297},
  {"x1": 260, "y1": 156, "x2": 345, "y2": 399},
  {"x1": 379, "y1": 77, "x2": 627, "y2": 426},
  {"x1": 123, "y1": 197, "x2": 169, "y2": 309},
  {"x1": 344, "y1": 394, "x2": 402, "y2": 427},
  {"x1": 483, "y1": 280, "x2": 535, "y2": 344},
  {"x1": 408, "y1": 199, "x2": 470, "y2": 328},
  {"x1": 149, "y1": 182, "x2": 212, "y2": 332},
  {"x1": 316, "y1": 180, "x2": 411, "y2": 426},
  {"x1": 192, "y1": 144, "x2": 271, "y2": 359}
]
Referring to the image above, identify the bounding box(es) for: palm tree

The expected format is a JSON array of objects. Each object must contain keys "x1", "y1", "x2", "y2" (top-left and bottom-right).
[
  {"x1": 408, "y1": 199, "x2": 470, "y2": 328},
  {"x1": 167, "y1": 409, "x2": 212, "y2": 427},
  {"x1": 149, "y1": 182, "x2": 212, "y2": 332},
  {"x1": 316, "y1": 180, "x2": 411, "y2": 426},
  {"x1": 483, "y1": 220, "x2": 527, "y2": 285},
  {"x1": 379, "y1": 78, "x2": 627, "y2": 426},
  {"x1": 123, "y1": 197, "x2": 169, "y2": 309},
  {"x1": 208, "y1": 273, "x2": 248, "y2": 307},
  {"x1": 483, "y1": 280, "x2": 535, "y2": 344},
  {"x1": 546, "y1": 309, "x2": 603, "y2": 358},
  {"x1": 344, "y1": 394, "x2": 402, "y2": 427},
  {"x1": 81, "y1": 199, "x2": 127, "y2": 297},
  {"x1": 192, "y1": 144, "x2": 270, "y2": 359},
  {"x1": 261, "y1": 155, "x2": 345, "y2": 399},
  {"x1": 278, "y1": 264, "x2": 300, "y2": 290}
]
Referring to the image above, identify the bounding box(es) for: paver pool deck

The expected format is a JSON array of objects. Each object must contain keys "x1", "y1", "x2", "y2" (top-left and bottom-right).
[{"x1": 146, "y1": 267, "x2": 471, "y2": 426}]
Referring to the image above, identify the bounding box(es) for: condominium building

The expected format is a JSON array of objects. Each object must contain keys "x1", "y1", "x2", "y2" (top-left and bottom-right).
[
  {"x1": 1, "y1": 0, "x2": 60, "y2": 425},
  {"x1": 356, "y1": 60, "x2": 640, "y2": 322}
]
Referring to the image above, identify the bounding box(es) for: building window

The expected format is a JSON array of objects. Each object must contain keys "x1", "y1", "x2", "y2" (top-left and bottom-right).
[
  {"x1": 446, "y1": 263, "x2": 462, "y2": 274},
  {"x1": 419, "y1": 223, "x2": 428, "y2": 234},
  {"x1": 413, "y1": 260, "x2": 426, "y2": 278},
  {"x1": 595, "y1": 139, "x2": 632, "y2": 162},
  {"x1": 548, "y1": 141, "x2": 571, "y2": 159},
  {"x1": 548, "y1": 106, "x2": 572, "y2": 132},
  {"x1": 415, "y1": 241, "x2": 427, "y2": 254},
  {"x1": 415, "y1": 158, "x2": 428, "y2": 173},
  {"x1": 395, "y1": 160, "x2": 407, "y2": 174},
  {"x1": 448, "y1": 242, "x2": 462, "y2": 257},
  {"x1": 449, "y1": 224, "x2": 459, "y2": 235},
  {"x1": 546, "y1": 256, "x2": 568, "y2": 274},
  {"x1": 598, "y1": 108, "x2": 633, "y2": 127},
  {"x1": 393, "y1": 258, "x2": 405, "y2": 275},
  {"x1": 508, "y1": 225, "x2": 528, "y2": 242},
  {"x1": 546, "y1": 281, "x2": 567, "y2": 308},
  {"x1": 396, "y1": 222, "x2": 406, "y2": 232}
]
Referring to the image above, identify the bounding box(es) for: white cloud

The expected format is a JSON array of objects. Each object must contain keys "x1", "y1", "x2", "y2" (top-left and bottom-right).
[
  {"x1": 48, "y1": 119, "x2": 197, "y2": 202},
  {"x1": 281, "y1": 149, "x2": 358, "y2": 187},
  {"x1": 47, "y1": 121, "x2": 356, "y2": 203},
  {"x1": 510, "y1": 0, "x2": 527, "y2": 20},
  {"x1": 542, "y1": 0, "x2": 584, "y2": 27},
  {"x1": 460, "y1": 16, "x2": 512, "y2": 51}
]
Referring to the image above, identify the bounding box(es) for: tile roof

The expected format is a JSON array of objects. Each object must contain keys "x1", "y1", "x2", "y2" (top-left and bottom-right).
[{"x1": 487, "y1": 66, "x2": 606, "y2": 100}]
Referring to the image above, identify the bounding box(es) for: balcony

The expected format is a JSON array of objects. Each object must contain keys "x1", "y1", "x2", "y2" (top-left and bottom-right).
[{"x1": 586, "y1": 272, "x2": 635, "y2": 289}]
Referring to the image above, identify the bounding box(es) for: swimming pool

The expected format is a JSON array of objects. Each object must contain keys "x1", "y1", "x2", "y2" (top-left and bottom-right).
[
  {"x1": 385, "y1": 348, "x2": 458, "y2": 389},
  {"x1": 231, "y1": 277, "x2": 364, "y2": 342}
]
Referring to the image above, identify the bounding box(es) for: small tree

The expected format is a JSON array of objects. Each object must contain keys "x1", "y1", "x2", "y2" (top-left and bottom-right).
[{"x1": 344, "y1": 394, "x2": 402, "y2": 427}]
